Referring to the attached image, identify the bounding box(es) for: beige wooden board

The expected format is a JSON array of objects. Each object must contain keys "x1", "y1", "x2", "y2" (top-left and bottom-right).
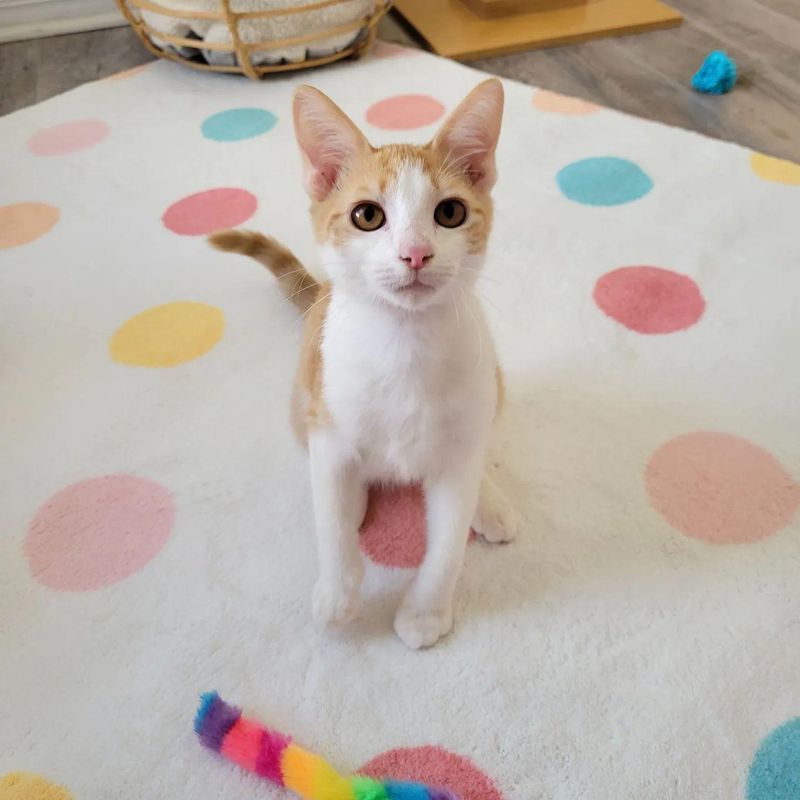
[
  {"x1": 461, "y1": 0, "x2": 567, "y2": 19},
  {"x1": 393, "y1": 0, "x2": 682, "y2": 60}
]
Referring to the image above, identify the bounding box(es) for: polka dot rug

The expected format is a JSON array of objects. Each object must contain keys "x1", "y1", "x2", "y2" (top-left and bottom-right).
[{"x1": 1, "y1": 40, "x2": 799, "y2": 800}]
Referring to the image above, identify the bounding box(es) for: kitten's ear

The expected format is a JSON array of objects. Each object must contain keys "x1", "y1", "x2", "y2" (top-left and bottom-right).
[
  {"x1": 433, "y1": 78, "x2": 504, "y2": 191},
  {"x1": 292, "y1": 85, "x2": 370, "y2": 201}
]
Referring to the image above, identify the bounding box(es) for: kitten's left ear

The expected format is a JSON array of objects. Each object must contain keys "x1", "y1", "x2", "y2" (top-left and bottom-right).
[{"x1": 432, "y1": 78, "x2": 504, "y2": 192}]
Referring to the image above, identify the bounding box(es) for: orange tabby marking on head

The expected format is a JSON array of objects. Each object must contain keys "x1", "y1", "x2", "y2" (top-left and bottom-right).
[{"x1": 310, "y1": 143, "x2": 493, "y2": 254}]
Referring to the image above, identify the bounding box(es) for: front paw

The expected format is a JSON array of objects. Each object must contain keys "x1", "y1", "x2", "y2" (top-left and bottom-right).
[
  {"x1": 394, "y1": 603, "x2": 454, "y2": 650},
  {"x1": 312, "y1": 571, "x2": 362, "y2": 629}
]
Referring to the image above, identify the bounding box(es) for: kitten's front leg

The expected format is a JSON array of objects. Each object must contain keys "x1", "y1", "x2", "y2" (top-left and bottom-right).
[
  {"x1": 308, "y1": 430, "x2": 365, "y2": 628},
  {"x1": 394, "y1": 455, "x2": 483, "y2": 649}
]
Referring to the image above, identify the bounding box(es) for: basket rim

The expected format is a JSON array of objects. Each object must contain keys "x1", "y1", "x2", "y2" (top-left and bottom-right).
[
  {"x1": 129, "y1": 0, "x2": 367, "y2": 21},
  {"x1": 115, "y1": 0, "x2": 391, "y2": 78}
]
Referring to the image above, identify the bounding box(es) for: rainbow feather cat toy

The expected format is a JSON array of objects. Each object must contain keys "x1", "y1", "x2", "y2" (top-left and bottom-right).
[{"x1": 195, "y1": 692, "x2": 462, "y2": 800}]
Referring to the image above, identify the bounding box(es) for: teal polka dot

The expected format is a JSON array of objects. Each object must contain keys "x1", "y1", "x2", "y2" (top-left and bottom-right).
[
  {"x1": 556, "y1": 156, "x2": 653, "y2": 206},
  {"x1": 747, "y1": 717, "x2": 800, "y2": 800},
  {"x1": 201, "y1": 108, "x2": 277, "y2": 142}
]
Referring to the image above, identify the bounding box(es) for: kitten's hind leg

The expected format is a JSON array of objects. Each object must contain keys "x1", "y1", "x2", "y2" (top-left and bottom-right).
[{"x1": 472, "y1": 467, "x2": 518, "y2": 544}]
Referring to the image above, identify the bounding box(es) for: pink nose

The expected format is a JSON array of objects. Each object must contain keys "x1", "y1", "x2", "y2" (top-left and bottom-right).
[{"x1": 400, "y1": 244, "x2": 434, "y2": 270}]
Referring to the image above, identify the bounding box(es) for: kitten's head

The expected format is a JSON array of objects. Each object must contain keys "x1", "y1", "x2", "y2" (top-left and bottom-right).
[{"x1": 292, "y1": 79, "x2": 504, "y2": 311}]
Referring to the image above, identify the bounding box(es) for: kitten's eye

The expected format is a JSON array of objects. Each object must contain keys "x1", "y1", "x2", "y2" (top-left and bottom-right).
[
  {"x1": 351, "y1": 202, "x2": 385, "y2": 232},
  {"x1": 434, "y1": 199, "x2": 467, "y2": 228}
]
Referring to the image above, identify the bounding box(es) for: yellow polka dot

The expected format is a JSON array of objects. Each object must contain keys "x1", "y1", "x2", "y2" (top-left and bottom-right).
[
  {"x1": 750, "y1": 152, "x2": 800, "y2": 185},
  {"x1": 0, "y1": 772, "x2": 73, "y2": 800},
  {"x1": 110, "y1": 301, "x2": 224, "y2": 367},
  {"x1": 0, "y1": 203, "x2": 60, "y2": 250}
]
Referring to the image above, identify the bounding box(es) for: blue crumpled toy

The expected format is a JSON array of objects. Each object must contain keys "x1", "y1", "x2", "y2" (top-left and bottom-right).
[{"x1": 692, "y1": 50, "x2": 737, "y2": 94}]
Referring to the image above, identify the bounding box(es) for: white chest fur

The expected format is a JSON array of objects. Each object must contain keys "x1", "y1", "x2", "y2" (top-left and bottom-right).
[{"x1": 320, "y1": 290, "x2": 497, "y2": 483}]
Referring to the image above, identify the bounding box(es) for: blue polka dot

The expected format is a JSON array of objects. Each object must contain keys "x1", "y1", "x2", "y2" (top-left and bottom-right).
[
  {"x1": 556, "y1": 156, "x2": 653, "y2": 206},
  {"x1": 747, "y1": 717, "x2": 800, "y2": 800},
  {"x1": 201, "y1": 108, "x2": 277, "y2": 142}
]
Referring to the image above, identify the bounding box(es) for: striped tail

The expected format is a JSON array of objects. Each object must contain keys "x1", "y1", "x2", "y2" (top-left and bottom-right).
[
  {"x1": 194, "y1": 692, "x2": 463, "y2": 800},
  {"x1": 208, "y1": 229, "x2": 319, "y2": 312}
]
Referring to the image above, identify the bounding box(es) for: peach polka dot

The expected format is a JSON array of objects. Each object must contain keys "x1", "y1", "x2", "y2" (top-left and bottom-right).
[
  {"x1": 105, "y1": 63, "x2": 151, "y2": 81},
  {"x1": 0, "y1": 772, "x2": 73, "y2": 799},
  {"x1": 360, "y1": 746, "x2": 503, "y2": 800},
  {"x1": 366, "y1": 95, "x2": 445, "y2": 130},
  {"x1": 110, "y1": 301, "x2": 224, "y2": 367},
  {"x1": 594, "y1": 266, "x2": 705, "y2": 334},
  {"x1": 533, "y1": 89, "x2": 600, "y2": 115},
  {"x1": 750, "y1": 152, "x2": 800, "y2": 185},
  {"x1": 27, "y1": 120, "x2": 109, "y2": 156},
  {"x1": 25, "y1": 474, "x2": 175, "y2": 591},
  {"x1": 0, "y1": 202, "x2": 59, "y2": 250},
  {"x1": 646, "y1": 432, "x2": 799, "y2": 544},
  {"x1": 162, "y1": 188, "x2": 257, "y2": 236}
]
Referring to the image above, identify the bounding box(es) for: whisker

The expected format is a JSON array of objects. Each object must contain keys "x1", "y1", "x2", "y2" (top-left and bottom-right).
[
  {"x1": 460, "y1": 287, "x2": 483, "y2": 377},
  {"x1": 435, "y1": 145, "x2": 459, "y2": 182},
  {"x1": 287, "y1": 270, "x2": 308, "y2": 297},
  {"x1": 451, "y1": 291, "x2": 461, "y2": 328},
  {"x1": 301, "y1": 291, "x2": 332, "y2": 321},
  {"x1": 475, "y1": 291, "x2": 504, "y2": 320},
  {"x1": 460, "y1": 266, "x2": 501, "y2": 285},
  {"x1": 276, "y1": 267, "x2": 310, "y2": 279},
  {"x1": 438, "y1": 148, "x2": 486, "y2": 182}
]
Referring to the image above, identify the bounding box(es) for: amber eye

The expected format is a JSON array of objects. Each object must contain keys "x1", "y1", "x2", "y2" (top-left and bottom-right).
[
  {"x1": 434, "y1": 199, "x2": 467, "y2": 228},
  {"x1": 351, "y1": 202, "x2": 385, "y2": 232}
]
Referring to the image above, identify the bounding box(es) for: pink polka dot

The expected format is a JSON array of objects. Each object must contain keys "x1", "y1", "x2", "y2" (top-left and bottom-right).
[
  {"x1": 360, "y1": 745, "x2": 503, "y2": 800},
  {"x1": 162, "y1": 188, "x2": 257, "y2": 236},
  {"x1": 646, "y1": 432, "x2": 799, "y2": 544},
  {"x1": 366, "y1": 95, "x2": 445, "y2": 130},
  {"x1": 360, "y1": 484, "x2": 427, "y2": 568},
  {"x1": 25, "y1": 475, "x2": 175, "y2": 591},
  {"x1": 360, "y1": 485, "x2": 476, "y2": 568},
  {"x1": 27, "y1": 120, "x2": 109, "y2": 156},
  {"x1": 593, "y1": 265, "x2": 705, "y2": 334}
]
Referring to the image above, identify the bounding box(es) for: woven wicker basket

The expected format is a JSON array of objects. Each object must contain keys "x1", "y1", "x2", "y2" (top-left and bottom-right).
[{"x1": 116, "y1": 0, "x2": 392, "y2": 79}]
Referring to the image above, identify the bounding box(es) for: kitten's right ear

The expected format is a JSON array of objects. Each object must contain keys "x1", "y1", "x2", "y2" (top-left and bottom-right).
[{"x1": 292, "y1": 86, "x2": 370, "y2": 202}]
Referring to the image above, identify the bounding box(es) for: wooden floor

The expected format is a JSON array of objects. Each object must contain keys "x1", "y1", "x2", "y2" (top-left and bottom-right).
[{"x1": 1, "y1": 0, "x2": 798, "y2": 162}]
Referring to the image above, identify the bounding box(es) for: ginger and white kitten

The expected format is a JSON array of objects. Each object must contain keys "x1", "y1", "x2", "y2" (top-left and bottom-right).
[{"x1": 211, "y1": 79, "x2": 517, "y2": 649}]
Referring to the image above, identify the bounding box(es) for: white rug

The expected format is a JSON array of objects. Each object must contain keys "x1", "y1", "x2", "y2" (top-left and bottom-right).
[{"x1": 2, "y1": 40, "x2": 800, "y2": 800}]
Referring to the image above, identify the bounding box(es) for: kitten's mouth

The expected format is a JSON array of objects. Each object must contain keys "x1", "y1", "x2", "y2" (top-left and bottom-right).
[
  {"x1": 395, "y1": 276, "x2": 436, "y2": 295},
  {"x1": 378, "y1": 273, "x2": 445, "y2": 309}
]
